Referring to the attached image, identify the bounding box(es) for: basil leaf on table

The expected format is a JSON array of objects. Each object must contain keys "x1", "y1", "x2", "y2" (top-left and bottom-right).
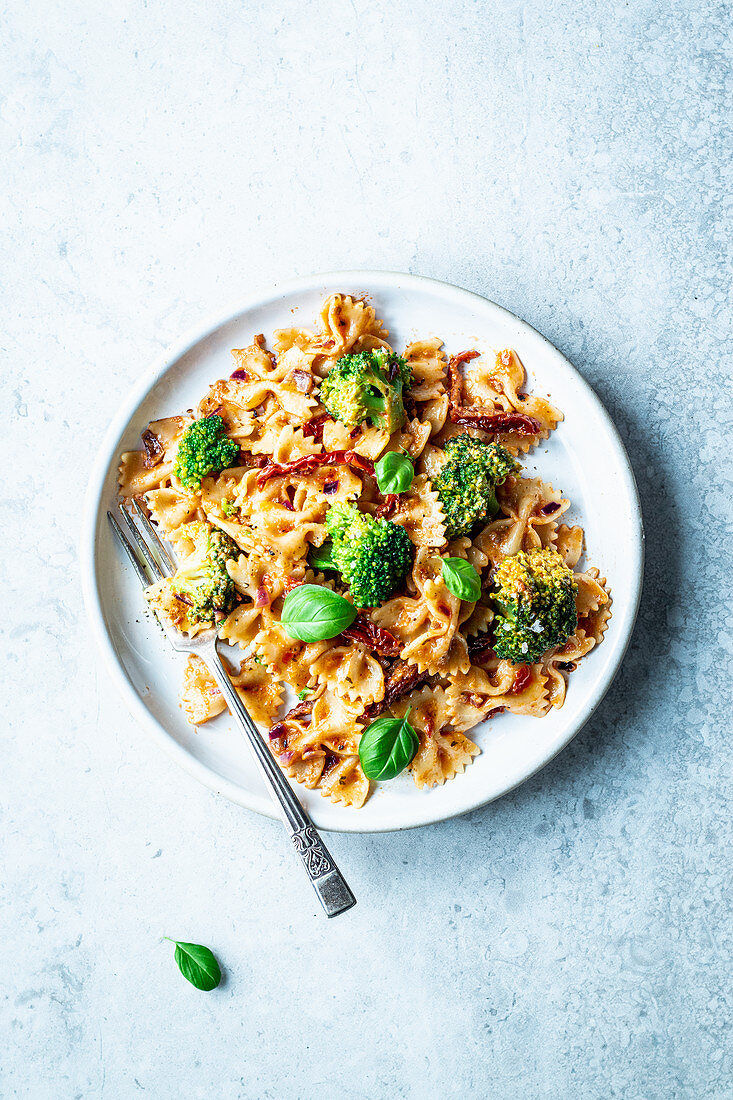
[
  {"x1": 374, "y1": 451, "x2": 414, "y2": 494},
  {"x1": 441, "y1": 557, "x2": 482, "y2": 602},
  {"x1": 164, "y1": 939, "x2": 222, "y2": 991},
  {"x1": 308, "y1": 541, "x2": 338, "y2": 571},
  {"x1": 281, "y1": 584, "x2": 357, "y2": 641},
  {"x1": 358, "y1": 709, "x2": 419, "y2": 781}
]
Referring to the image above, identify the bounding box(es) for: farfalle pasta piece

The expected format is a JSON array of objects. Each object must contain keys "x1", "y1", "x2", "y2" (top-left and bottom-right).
[
  {"x1": 219, "y1": 556, "x2": 295, "y2": 657},
  {"x1": 317, "y1": 294, "x2": 389, "y2": 365},
  {"x1": 575, "y1": 567, "x2": 610, "y2": 616},
  {"x1": 390, "y1": 416, "x2": 432, "y2": 460},
  {"x1": 446, "y1": 534, "x2": 490, "y2": 575},
  {"x1": 266, "y1": 424, "x2": 323, "y2": 463},
  {"x1": 226, "y1": 546, "x2": 302, "y2": 603},
  {"x1": 197, "y1": 379, "x2": 260, "y2": 445},
  {"x1": 309, "y1": 690, "x2": 364, "y2": 750},
  {"x1": 461, "y1": 348, "x2": 563, "y2": 451},
  {"x1": 473, "y1": 475, "x2": 568, "y2": 566},
  {"x1": 180, "y1": 653, "x2": 282, "y2": 727},
  {"x1": 270, "y1": 713, "x2": 323, "y2": 781},
  {"x1": 392, "y1": 686, "x2": 479, "y2": 789},
  {"x1": 574, "y1": 568, "x2": 612, "y2": 648},
  {"x1": 227, "y1": 656, "x2": 283, "y2": 726},
  {"x1": 447, "y1": 658, "x2": 550, "y2": 723},
  {"x1": 389, "y1": 474, "x2": 447, "y2": 548},
  {"x1": 272, "y1": 327, "x2": 317, "y2": 357},
  {"x1": 230, "y1": 334, "x2": 276, "y2": 377},
  {"x1": 219, "y1": 339, "x2": 318, "y2": 422},
  {"x1": 374, "y1": 549, "x2": 462, "y2": 675},
  {"x1": 318, "y1": 755, "x2": 370, "y2": 808},
  {"x1": 403, "y1": 337, "x2": 447, "y2": 403},
  {"x1": 118, "y1": 415, "x2": 191, "y2": 497},
  {"x1": 436, "y1": 632, "x2": 472, "y2": 678},
  {"x1": 308, "y1": 643, "x2": 385, "y2": 709},
  {"x1": 462, "y1": 601, "x2": 494, "y2": 637},
  {"x1": 239, "y1": 333, "x2": 320, "y2": 398},
  {"x1": 244, "y1": 413, "x2": 323, "y2": 459},
  {"x1": 270, "y1": 688, "x2": 369, "y2": 806},
  {"x1": 420, "y1": 393, "x2": 450, "y2": 437},
  {"x1": 320, "y1": 417, "x2": 390, "y2": 459},
  {"x1": 554, "y1": 524, "x2": 585, "y2": 568},
  {"x1": 146, "y1": 485, "x2": 203, "y2": 535},
  {"x1": 418, "y1": 442, "x2": 446, "y2": 482},
  {"x1": 181, "y1": 655, "x2": 226, "y2": 724},
  {"x1": 503, "y1": 665, "x2": 550, "y2": 715},
  {"x1": 445, "y1": 664, "x2": 513, "y2": 730}
]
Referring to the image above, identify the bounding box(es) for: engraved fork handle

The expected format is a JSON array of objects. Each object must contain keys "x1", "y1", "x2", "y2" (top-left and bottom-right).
[{"x1": 200, "y1": 644, "x2": 356, "y2": 918}]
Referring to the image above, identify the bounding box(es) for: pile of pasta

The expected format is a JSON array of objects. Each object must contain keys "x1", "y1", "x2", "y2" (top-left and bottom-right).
[{"x1": 119, "y1": 294, "x2": 611, "y2": 808}]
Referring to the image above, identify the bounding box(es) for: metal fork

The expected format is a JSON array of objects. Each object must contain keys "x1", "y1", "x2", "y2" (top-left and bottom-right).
[{"x1": 107, "y1": 500, "x2": 356, "y2": 918}]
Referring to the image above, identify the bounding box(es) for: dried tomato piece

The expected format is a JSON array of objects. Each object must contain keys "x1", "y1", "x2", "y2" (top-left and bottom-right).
[
  {"x1": 509, "y1": 664, "x2": 532, "y2": 694},
  {"x1": 362, "y1": 661, "x2": 431, "y2": 721},
  {"x1": 467, "y1": 634, "x2": 496, "y2": 661},
  {"x1": 450, "y1": 410, "x2": 541, "y2": 435},
  {"x1": 339, "y1": 613, "x2": 402, "y2": 656},
  {"x1": 268, "y1": 697, "x2": 313, "y2": 741},
  {"x1": 302, "y1": 412, "x2": 333, "y2": 442},
  {"x1": 448, "y1": 350, "x2": 480, "y2": 407},
  {"x1": 257, "y1": 449, "x2": 375, "y2": 488},
  {"x1": 447, "y1": 350, "x2": 541, "y2": 436},
  {"x1": 141, "y1": 428, "x2": 164, "y2": 468},
  {"x1": 372, "y1": 493, "x2": 399, "y2": 519}
]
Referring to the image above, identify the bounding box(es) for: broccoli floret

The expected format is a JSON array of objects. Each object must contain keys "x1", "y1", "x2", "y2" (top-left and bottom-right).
[
  {"x1": 433, "y1": 434, "x2": 519, "y2": 539},
  {"x1": 491, "y1": 547, "x2": 577, "y2": 663},
  {"x1": 173, "y1": 415, "x2": 239, "y2": 489},
  {"x1": 325, "y1": 502, "x2": 412, "y2": 607},
  {"x1": 146, "y1": 521, "x2": 239, "y2": 633},
  {"x1": 319, "y1": 349, "x2": 412, "y2": 434}
]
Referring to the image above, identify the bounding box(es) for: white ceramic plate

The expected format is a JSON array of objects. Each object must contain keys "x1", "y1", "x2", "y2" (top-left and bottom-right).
[{"x1": 81, "y1": 271, "x2": 643, "y2": 833}]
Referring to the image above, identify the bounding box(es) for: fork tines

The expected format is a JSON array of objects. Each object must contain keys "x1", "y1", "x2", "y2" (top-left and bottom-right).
[{"x1": 108, "y1": 499, "x2": 175, "y2": 589}]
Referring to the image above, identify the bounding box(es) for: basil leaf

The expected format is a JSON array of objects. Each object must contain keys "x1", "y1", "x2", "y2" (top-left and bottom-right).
[
  {"x1": 358, "y1": 709, "x2": 419, "y2": 781},
  {"x1": 442, "y1": 557, "x2": 482, "y2": 602},
  {"x1": 281, "y1": 584, "x2": 357, "y2": 641},
  {"x1": 374, "y1": 451, "x2": 414, "y2": 494},
  {"x1": 165, "y1": 939, "x2": 221, "y2": 991},
  {"x1": 297, "y1": 687, "x2": 312, "y2": 701},
  {"x1": 309, "y1": 541, "x2": 338, "y2": 571}
]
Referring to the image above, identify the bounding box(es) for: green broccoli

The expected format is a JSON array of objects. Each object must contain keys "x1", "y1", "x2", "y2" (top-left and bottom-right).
[
  {"x1": 324, "y1": 502, "x2": 412, "y2": 607},
  {"x1": 491, "y1": 547, "x2": 578, "y2": 663},
  {"x1": 319, "y1": 348, "x2": 412, "y2": 434},
  {"x1": 433, "y1": 434, "x2": 519, "y2": 539},
  {"x1": 173, "y1": 415, "x2": 239, "y2": 489},
  {"x1": 146, "y1": 520, "x2": 239, "y2": 633}
]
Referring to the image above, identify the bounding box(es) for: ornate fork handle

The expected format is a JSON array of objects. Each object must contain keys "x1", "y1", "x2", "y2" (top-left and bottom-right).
[{"x1": 201, "y1": 643, "x2": 356, "y2": 918}]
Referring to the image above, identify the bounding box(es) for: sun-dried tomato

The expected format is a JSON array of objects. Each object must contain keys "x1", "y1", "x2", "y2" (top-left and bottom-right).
[
  {"x1": 339, "y1": 613, "x2": 401, "y2": 656},
  {"x1": 447, "y1": 350, "x2": 540, "y2": 436},
  {"x1": 509, "y1": 665, "x2": 532, "y2": 694},
  {"x1": 257, "y1": 449, "x2": 375, "y2": 487}
]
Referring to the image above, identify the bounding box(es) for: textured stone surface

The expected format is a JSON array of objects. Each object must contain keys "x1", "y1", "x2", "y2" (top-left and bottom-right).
[{"x1": 1, "y1": 1, "x2": 730, "y2": 1096}]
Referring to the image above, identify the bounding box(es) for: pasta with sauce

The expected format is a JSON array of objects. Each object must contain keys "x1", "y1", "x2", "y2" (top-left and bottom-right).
[{"x1": 119, "y1": 293, "x2": 611, "y2": 808}]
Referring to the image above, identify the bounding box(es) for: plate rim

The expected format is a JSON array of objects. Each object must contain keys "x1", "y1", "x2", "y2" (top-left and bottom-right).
[{"x1": 80, "y1": 269, "x2": 644, "y2": 833}]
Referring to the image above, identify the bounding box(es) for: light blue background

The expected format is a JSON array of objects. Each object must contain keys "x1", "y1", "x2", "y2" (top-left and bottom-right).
[{"x1": 2, "y1": 1, "x2": 730, "y2": 1097}]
